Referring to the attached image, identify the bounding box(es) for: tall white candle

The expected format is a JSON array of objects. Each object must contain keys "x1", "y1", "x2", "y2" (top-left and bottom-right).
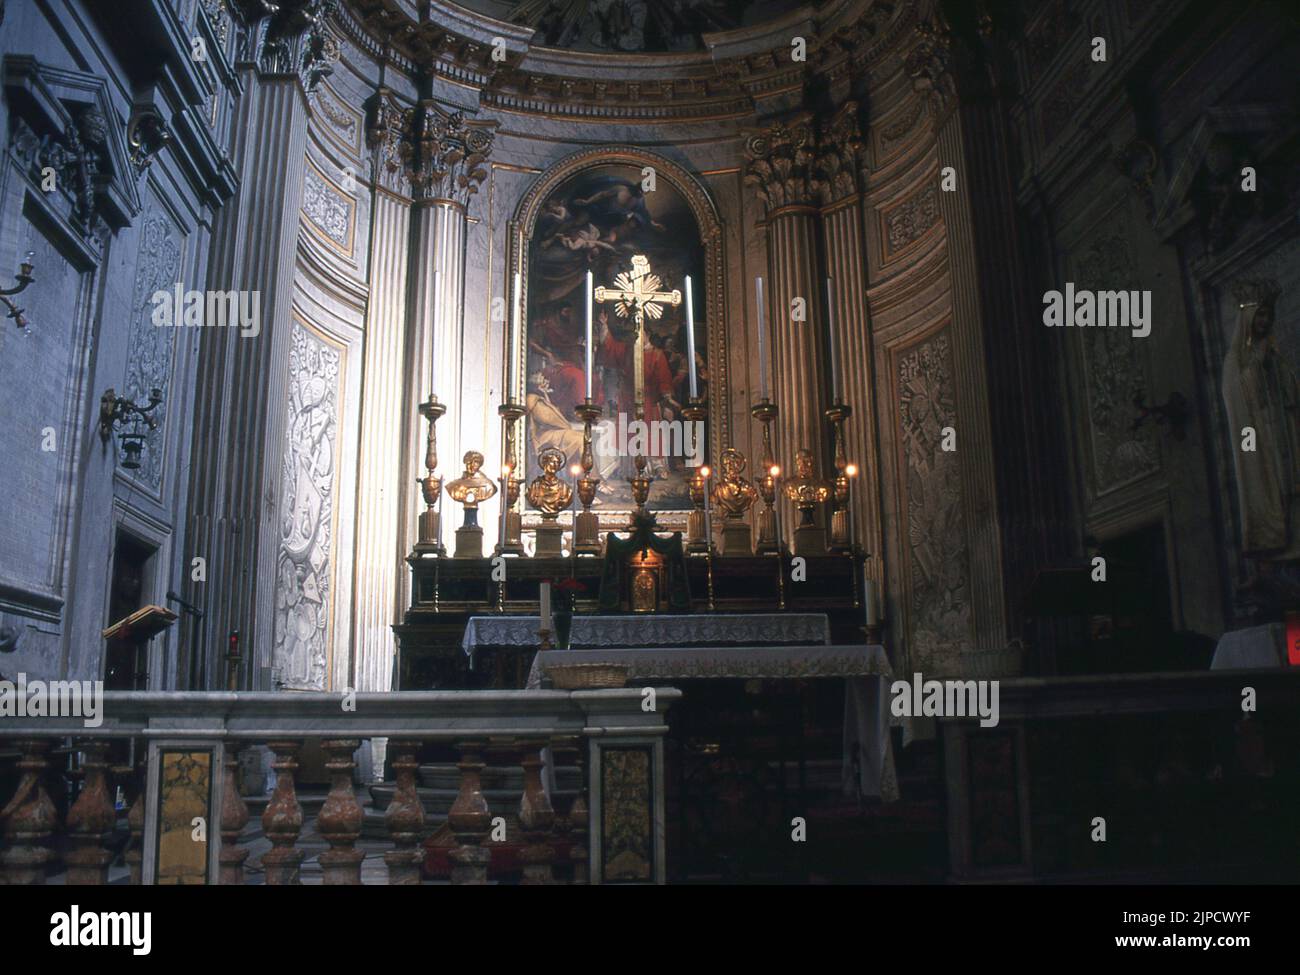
[
  {"x1": 685, "y1": 275, "x2": 698, "y2": 399},
  {"x1": 510, "y1": 270, "x2": 522, "y2": 396},
  {"x1": 540, "y1": 580, "x2": 551, "y2": 635},
  {"x1": 585, "y1": 270, "x2": 594, "y2": 401},
  {"x1": 432, "y1": 269, "x2": 441, "y2": 389},
  {"x1": 864, "y1": 575, "x2": 879, "y2": 627},
  {"x1": 756, "y1": 276, "x2": 769, "y2": 400},
  {"x1": 500, "y1": 466, "x2": 510, "y2": 551},
  {"x1": 826, "y1": 277, "x2": 841, "y2": 403}
]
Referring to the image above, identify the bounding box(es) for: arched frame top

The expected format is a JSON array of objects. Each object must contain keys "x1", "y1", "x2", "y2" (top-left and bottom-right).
[{"x1": 505, "y1": 146, "x2": 733, "y2": 480}]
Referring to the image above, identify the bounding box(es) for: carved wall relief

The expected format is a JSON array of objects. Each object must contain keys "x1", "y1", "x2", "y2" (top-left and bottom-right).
[
  {"x1": 881, "y1": 182, "x2": 941, "y2": 262},
  {"x1": 123, "y1": 211, "x2": 181, "y2": 492},
  {"x1": 893, "y1": 326, "x2": 974, "y2": 675},
  {"x1": 1072, "y1": 232, "x2": 1158, "y2": 494},
  {"x1": 273, "y1": 320, "x2": 344, "y2": 691},
  {"x1": 302, "y1": 158, "x2": 354, "y2": 253}
]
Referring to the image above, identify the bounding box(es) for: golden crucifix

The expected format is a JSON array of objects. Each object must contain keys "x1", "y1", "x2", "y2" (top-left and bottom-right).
[{"x1": 593, "y1": 254, "x2": 681, "y2": 421}]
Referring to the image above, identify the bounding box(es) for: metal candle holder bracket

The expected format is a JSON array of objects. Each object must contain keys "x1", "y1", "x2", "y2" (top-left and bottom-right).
[
  {"x1": 1, "y1": 252, "x2": 34, "y2": 329},
  {"x1": 99, "y1": 387, "x2": 164, "y2": 470},
  {"x1": 417, "y1": 395, "x2": 447, "y2": 557}
]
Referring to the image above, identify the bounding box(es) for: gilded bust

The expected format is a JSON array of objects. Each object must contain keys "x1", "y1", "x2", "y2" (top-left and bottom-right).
[
  {"x1": 712, "y1": 447, "x2": 758, "y2": 519},
  {"x1": 445, "y1": 451, "x2": 497, "y2": 509},
  {"x1": 783, "y1": 448, "x2": 831, "y2": 522},
  {"x1": 526, "y1": 446, "x2": 573, "y2": 519}
]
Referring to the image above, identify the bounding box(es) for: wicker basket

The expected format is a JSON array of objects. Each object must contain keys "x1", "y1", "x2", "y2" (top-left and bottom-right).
[{"x1": 546, "y1": 663, "x2": 629, "y2": 689}]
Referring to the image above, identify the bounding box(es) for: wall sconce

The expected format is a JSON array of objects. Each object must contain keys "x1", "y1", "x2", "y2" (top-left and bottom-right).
[
  {"x1": 1, "y1": 251, "x2": 35, "y2": 329},
  {"x1": 99, "y1": 387, "x2": 164, "y2": 470}
]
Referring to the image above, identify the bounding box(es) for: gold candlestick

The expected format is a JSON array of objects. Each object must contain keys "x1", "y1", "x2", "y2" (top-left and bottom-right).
[
  {"x1": 574, "y1": 399, "x2": 603, "y2": 554},
  {"x1": 498, "y1": 401, "x2": 526, "y2": 555},
  {"x1": 825, "y1": 402, "x2": 853, "y2": 553},
  {"x1": 416, "y1": 395, "x2": 447, "y2": 555},
  {"x1": 751, "y1": 399, "x2": 780, "y2": 555},
  {"x1": 682, "y1": 397, "x2": 708, "y2": 553}
]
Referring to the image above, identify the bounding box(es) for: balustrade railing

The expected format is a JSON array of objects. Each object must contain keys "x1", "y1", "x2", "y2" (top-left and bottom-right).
[{"x1": 0, "y1": 689, "x2": 677, "y2": 885}]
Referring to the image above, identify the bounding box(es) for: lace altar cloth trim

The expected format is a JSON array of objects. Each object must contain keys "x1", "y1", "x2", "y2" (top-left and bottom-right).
[
  {"x1": 528, "y1": 643, "x2": 889, "y2": 687},
  {"x1": 463, "y1": 613, "x2": 831, "y2": 656}
]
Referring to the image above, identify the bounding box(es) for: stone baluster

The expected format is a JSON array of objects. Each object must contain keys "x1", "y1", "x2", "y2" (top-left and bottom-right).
[
  {"x1": 115, "y1": 756, "x2": 145, "y2": 885},
  {"x1": 219, "y1": 742, "x2": 250, "y2": 885},
  {"x1": 0, "y1": 738, "x2": 59, "y2": 884},
  {"x1": 261, "y1": 740, "x2": 305, "y2": 885},
  {"x1": 318, "y1": 739, "x2": 365, "y2": 885},
  {"x1": 549, "y1": 737, "x2": 574, "y2": 884},
  {"x1": 447, "y1": 740, "x2": 492, "y2": 885},
  {"x1": 569, "y1": 739, "x2": 590, "y2": 886},
  {"x1": 384, "y1": 739, "x2": 426, "y2": 885},
  {"x1": 64, "y1": 741, "x2": 116, "y2": 885},
  {"x1": 517, "y1": 740, "x2": 555, "y2": 885}
]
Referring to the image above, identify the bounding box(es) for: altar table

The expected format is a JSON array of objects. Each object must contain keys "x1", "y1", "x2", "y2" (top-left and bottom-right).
[{"x1": 529, "y1": 642, "x2": 899, "y2": 802}]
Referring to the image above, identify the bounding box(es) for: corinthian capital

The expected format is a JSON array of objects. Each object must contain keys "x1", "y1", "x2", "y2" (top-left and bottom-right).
[
  {"x1": 814, "y1": 101, "x2": 864, "y2": 205},
  {"x1": 742, "y1": 114, "x2": 818, "y2": 212},
  {"x1": 405, "y1": 101, "x2": 498, "y2": 208},
  {"x1": 364, "y1": 87, "x2": 412, "y2": 196}
]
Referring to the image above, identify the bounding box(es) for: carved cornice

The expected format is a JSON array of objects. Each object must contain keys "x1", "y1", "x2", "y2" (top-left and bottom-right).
[{"x1": 904, "y1": 16, "x2": 956, "y2": 111}]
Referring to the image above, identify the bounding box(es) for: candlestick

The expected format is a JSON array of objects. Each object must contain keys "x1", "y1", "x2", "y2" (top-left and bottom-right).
[
  {"x1": 701, "y1": 464, "x2": 716, "y2": 611},
  {"x1": 585, "y1": 270, "x2": 594, "y2": 401},
  {"x1": 826, "y1": 277, "x2": 841, "y2": 404},
  {"x1": 755, "y1": 277, "x2": 769, "y2": 401},
  {"x1": 540, "y1": 581, "x2": 552, "y2": 639},
  {"x1": 825, "y1": 403, "x2": 853, "y2": 552},
  {"x1": 498, "y1": 401, "x2": 526, "y2": 554},
  {"x1": 574, "y1": 399, "x2": 603, "y2": 553},
  {"x1": 685, "y1": 275, "x2": 698, "y2": 399},
  {"x1": 863, "y1": 576, "x2": 879, "y2": 626},
  {"x1": 417, "y1": 395, "x2": 447, "y2": 555},
  {"x1": 499, "y1": 465, "x2": 510, "y2": 554},
  {"x1": 569, "y1": 463, "x2": 581, "y2": 574},
  {"x1": 751, "y1": 398, "x2": 780, "y2": 554}
]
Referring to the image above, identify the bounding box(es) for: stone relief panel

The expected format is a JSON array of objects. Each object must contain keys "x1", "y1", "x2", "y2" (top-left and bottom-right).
[
  {"x1": 893, "y1": 326, "x2": 974, "y2": 675},
  {"x1": 873, "y1": 96, "x2": 927, "y2": 168},
  {"x1": 881, "y1": 181, "x2": 941, "y2": 263},
  {"x1": 1071, "y1": 231, "x2": 1159, "y2": 495},
  {"x1": 123, "y1": 210, "x2": 182, "y2": 492},
  {"x1": 302, "y1": 159, "x2": 355, "y2": 255},
  {"x1": 312, "y1": 81, "x2": 364, "y2": 158},
  {"x1": 1039, "y1": 60, "x2": 1090, "y2": 148},
  {"x1": 273, "y1": 319, "x2": 344, "y2": 691}
]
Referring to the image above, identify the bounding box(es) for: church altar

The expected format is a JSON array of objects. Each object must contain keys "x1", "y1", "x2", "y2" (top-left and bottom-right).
[{"x1": 526, "y1": 638, "x2": 898, "y2": 803}]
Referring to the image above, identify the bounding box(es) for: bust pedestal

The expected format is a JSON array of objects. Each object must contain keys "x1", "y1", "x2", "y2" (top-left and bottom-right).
[
  {"x1": 535, "y1": 521, "x2": 566, "y2": 558},
  {"x1": 415, "y1": 510, "x2": 444, "y2": 555},
  {"x1": 454, "y1": 524, "x2": 484, "y2": 559},
  {"x1": 791, "y1": 523, "x2": 826, "y2": 557},
  {"x1": 720, "y1": 520, "x2": 752, "y2": 556}
]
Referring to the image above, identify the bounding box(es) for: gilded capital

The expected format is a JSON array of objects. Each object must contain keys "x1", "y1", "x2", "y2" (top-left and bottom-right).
[
  {"x1": 742, "y1": 113, "x2": 818, "y2": 211},
  {"x1": 405, "y1": 100, "x2": 498, "y2": 208},
  {"x1": 815, "y1": 101, "x2": 865, "y2": 205}
]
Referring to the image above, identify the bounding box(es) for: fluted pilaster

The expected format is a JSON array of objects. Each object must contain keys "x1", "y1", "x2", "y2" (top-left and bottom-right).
[{"x1": 187, "y1": 67, "x2": 310, "y2": 689}]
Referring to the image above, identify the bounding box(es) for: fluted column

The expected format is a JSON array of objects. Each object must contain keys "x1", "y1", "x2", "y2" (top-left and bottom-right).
[
  {"x1": 399, "y1": 103, "x2": 497, "y2": 564},
  {"x1": 817, "y1": 102, "x2": 885, "y2": 583},
  {"x1": 187, "y1": 63, "x2": 310, "y2": 690},
  {"x1": 745, "y1": 117, "x2": 831, "y2": 536},
  {"x1": 353, "y1": 91, "x2": 413, "y2": 705},
  {"x1": 64, "y1": 742, "x2": 115, "y2": 885}
]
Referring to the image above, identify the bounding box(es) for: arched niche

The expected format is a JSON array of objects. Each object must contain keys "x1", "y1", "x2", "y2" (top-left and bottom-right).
[{"x1": 506, "y1": 146, "x2": 730, "y2": 517}]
